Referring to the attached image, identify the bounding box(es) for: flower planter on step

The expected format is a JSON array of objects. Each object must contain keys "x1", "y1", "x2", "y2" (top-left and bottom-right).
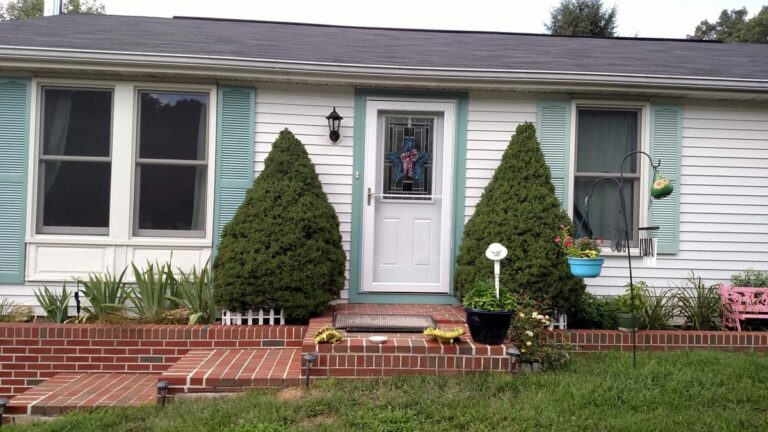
[
  {"x1": 567, "y1": 257, "x2": 605, "y2": 278},
  {"x1": 465, "y1": 308, "x2": 514, "y2": 345}
]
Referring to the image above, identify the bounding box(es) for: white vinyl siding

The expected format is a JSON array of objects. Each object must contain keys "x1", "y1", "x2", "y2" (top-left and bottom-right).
[
  {"x1": 587, "y1": 102, "x2": 768, "y2": 295},
  {"x1": 254, "y1": 84, "x2": 354, "y2": 300},
  {"x1": 464, "y1": 93, "x2": 767, "y2": 296},
  {"x1": 465, "y1": 92, "x2": 537, "y2": 220}
]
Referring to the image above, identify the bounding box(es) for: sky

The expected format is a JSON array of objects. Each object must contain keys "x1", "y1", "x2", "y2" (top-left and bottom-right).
[{"x1": 89, "y1": 0, "x2": 768, "y2": 39}]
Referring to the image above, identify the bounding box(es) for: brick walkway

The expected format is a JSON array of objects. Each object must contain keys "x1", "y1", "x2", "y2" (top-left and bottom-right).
[
  {"x1": 161, "y1": 348, "x2": 302, "y2": 393},
  {"x1": 6, "y1": 373, "x2": 157, "y2": 415}
]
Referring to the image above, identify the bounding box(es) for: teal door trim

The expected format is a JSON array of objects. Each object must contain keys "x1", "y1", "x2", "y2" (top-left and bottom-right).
[{"x1": 349, "y1": 89, "x2": 468, "y2": 304}]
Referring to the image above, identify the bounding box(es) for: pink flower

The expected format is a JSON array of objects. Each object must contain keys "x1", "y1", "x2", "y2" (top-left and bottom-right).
[
  {"x1": 564, "y1": 238, "x2": 573, "y2": 247},
  {"x1": 554, "y1": 236, "x2": 561, "y2": 244}
]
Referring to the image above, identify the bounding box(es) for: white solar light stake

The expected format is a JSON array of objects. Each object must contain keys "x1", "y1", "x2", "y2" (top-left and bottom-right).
[{"x1": 485, "y1": 243, "x2": 508, "y2": 299}]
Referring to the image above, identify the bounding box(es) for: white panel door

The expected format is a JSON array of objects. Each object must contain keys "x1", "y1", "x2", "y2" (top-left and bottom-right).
[{"x1": 362, "y1": 99, "x2": 455, "y2": 293}]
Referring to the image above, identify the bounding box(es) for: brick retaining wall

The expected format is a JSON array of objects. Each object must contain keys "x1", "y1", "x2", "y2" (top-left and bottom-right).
[
  {"x1": 552, "y1": 329, "x2": 768, "y2": 352},
  {"x1": 0, "y1": 323, "x2": 306, "y2": 398}
]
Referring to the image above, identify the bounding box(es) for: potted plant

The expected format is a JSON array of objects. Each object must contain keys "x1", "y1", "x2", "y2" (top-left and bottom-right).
[
  {"x1": 555, "y1": 225, "x2": 604, "y2": 278},
  {"x1": 463, "y1": 279, "x2": 518, "y2": 345},
  {"x1": 615, "y1": 281, "x2": 649, "y2": 332}
]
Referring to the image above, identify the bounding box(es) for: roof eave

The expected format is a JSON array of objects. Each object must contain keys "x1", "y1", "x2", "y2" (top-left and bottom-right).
[{"x1": 1, "y1": 47, "x2": 767, "y2": 100}]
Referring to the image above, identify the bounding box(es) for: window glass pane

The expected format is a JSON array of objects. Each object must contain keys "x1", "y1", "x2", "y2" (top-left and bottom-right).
[
  {"x1": 138, "y1": 92, "x2": 208, "y2": 161},
  {"x1": 576, "y1": 109, "x2": 638, "y2": 174},
  {"x1": 41, "y1": 161, "x2": 110, "y2": 229},
  {"x1": 42, "y1": 88, "x2": 112, "y2": 157},
  {"x1": 137, "y1": 165, "x2": 206, "y2": 232},
  {"x1": 573, "y1": 178, "x2": 635, "y2": 243},
  {"x1": 382, "y1": 116, "x2": 434, "y2": 198}
]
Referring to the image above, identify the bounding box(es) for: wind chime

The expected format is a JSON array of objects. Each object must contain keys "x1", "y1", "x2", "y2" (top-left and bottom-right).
[{"x1": 585, "y1": 164, "x2": 674, "y2": 267}]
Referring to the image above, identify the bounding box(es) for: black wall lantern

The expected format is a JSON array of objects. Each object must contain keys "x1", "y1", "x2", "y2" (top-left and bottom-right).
[{"x1": 326, "y1": 107, "x2": 343, "y2": 143}]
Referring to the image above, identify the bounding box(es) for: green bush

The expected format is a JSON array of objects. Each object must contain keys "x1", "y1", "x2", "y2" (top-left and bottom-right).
[
  {"x1": 455, "y1": 122, "x2": 585, "y2": 312},
  {"x1": 568, "y1": 292, "x2": 619, "y2": 329},
  {"x1": 731, "y1": 268, "x2": 768, "y2": 287},
  {"x1": 213, "y1": 129, "x2": 346, "y2": 322},
  {"x1": 617, "y1": 281, "x2": 649, "y2": 314}
]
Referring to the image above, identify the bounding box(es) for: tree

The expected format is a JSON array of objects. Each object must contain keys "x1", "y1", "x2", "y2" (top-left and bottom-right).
[
  {"x1": 546, "y1": 0, "x2": 618, "y2": 37},
  {"x1": 689, "y1": 6, "x2": 768, "y2": 43},
  {"x1": 0, "y1": 0, "x2": 104, "y2": 21},
  {"x1": 213, "y1": 129, "x2": 346, "y2": 323},
  {"x1": 455, "y1": 123, "x2": 586, "y2": 312}
]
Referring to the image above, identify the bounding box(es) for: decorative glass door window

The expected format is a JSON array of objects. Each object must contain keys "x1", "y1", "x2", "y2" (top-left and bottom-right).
[{"x1": 381, "y1": 115, "x2": 434, "y2": 200}]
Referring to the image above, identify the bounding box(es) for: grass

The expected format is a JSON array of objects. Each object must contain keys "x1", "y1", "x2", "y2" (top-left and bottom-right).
[{"x1": 7, "y1": 351, "x2": 768, "y2": 432}]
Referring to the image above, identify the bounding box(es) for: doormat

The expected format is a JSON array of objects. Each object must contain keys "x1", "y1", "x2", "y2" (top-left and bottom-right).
[{"x1": 333, "y1": 313, "x2": 435, "y2": 333}]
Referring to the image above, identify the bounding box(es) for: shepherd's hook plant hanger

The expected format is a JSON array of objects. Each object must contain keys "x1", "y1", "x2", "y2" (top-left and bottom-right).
[{"x1": 582, "y1": 150, "x2": 673, "y2": 368}]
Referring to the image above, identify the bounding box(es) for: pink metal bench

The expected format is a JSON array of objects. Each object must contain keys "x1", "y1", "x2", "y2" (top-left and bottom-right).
[{"x1": 719, "y1": 284, "x2": 768, "y2": 331}]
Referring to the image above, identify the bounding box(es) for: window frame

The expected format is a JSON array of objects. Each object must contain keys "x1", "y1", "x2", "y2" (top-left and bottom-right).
[
  {"x1": 34, "y1": 85, "x2": 115, "y2": 236},
  {"x1": 26, "y1": 79, "x2": 217, "y2": 248},
  {"x1": 132, "y1": 89, "x2": 211, "y2": 238},
  {"x1": 568, "y1": 100, "x2": 651, "y2": 252}
]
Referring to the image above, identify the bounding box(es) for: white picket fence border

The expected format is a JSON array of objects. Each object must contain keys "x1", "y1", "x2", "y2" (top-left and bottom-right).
[
  {"x1": 548, "y1": 312, "x2": 568, "y2": 330},
  {"x1": 220, "y1": 309, "x2": 285, "y2": 325}
]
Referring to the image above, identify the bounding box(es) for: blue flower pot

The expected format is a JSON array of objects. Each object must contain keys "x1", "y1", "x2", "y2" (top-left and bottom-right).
[{"x1": 567, "y1": 257, "x2": 604, "y2": 278}]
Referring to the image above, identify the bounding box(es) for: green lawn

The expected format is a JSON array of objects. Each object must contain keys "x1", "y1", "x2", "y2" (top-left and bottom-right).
[{"x1": 8, "y1": 351, "x2": 768, "y2": 432}]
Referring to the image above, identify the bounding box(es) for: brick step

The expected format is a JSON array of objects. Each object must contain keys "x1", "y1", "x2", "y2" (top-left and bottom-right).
[
  {"x1": 304, "y1": 315, "x2": 515, "y2": 378},
  {"x1": 161, "y1": 348, "x2": 302, "y2": 393},
  {"x1": 6, "y1": 373, "x2": 158, "y2": 416}
]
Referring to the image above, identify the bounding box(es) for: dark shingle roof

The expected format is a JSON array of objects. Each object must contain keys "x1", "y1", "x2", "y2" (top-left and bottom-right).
[{"x1": 1, "y1": 14, "x2": 767, "y2": 81}]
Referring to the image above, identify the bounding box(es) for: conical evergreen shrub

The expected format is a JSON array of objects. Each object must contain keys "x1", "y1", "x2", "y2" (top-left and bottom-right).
[
  {"x1": 213, "y1": 129, "x2": 346, "y2": 322},
  {"x1": 455, "y1": 122, "x2": 585, "y2": 312}
]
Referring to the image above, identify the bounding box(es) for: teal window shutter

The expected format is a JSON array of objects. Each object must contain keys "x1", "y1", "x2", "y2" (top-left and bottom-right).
[
  {"x1": 213, "y1": 86, "x2": 255, "y2": 253},
  {"x1": 536, "y1": 101, "x2": 571, "y2": 209},
  {"x1": 0, "y1": 79, "x2": 30, "y2": 283},
  {"x1": 650, "y1": 104, "x2": 682, "y2": 254}
]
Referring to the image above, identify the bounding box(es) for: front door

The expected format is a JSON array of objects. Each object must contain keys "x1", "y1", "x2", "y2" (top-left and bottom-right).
[{"x1": 361, "y1": 99, "x2": 455, "y2": 293}]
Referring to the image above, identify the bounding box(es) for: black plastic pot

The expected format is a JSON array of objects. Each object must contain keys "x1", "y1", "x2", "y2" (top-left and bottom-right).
[{"x1": 464, "y1": 308, "x2": 514, "y2": 345}]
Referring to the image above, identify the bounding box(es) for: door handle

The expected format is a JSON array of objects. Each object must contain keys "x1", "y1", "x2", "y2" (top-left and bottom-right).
[{"x1": 367, "y1": 188, "x2": 375, "y2": 206}]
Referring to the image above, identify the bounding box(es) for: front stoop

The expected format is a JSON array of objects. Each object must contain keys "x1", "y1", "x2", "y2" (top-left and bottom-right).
[
  {"x1": 5, "y1": 373, "x2": 158, "y2": 416},
  {"x1": 161, "y1": 348, "x2": 302, "y2": 394},
  {"x1": 303, "y1": 315, "x2": 515, "y2": 378}
]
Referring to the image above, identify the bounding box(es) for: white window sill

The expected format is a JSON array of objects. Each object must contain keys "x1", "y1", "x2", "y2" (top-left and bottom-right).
[
  {"x1": 26, "y1": 235, "x2": 212, "y2": 248},
  {"x1": 600, "y1": 249, "x2": 642, "y2": 258}
]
